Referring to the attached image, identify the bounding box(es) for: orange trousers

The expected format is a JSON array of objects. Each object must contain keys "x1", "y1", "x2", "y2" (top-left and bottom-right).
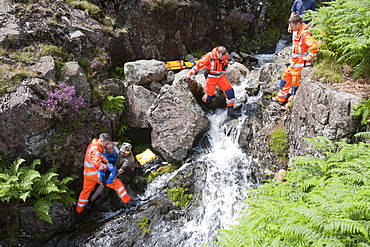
[
  {"x1": 76, "y1": 174, "x2": 131, "y2": 213},
  {"x1": 205, "y1": 75, "x2": 235, "y2": 107},
  {"x1": 275, "y1": 65, "x2": 303, "y2": 104}
]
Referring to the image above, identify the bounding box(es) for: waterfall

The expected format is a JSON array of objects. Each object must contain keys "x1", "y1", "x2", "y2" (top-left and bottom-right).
[
  {"x1": 253, "y1": 38, "x2": 289, "y2": 67},
  {"x1": 181, "y1": 112, "x2": 257, "y2": 246},
  {"x1": 140, "y1": 81, "x2": 261, "y2": 246}
]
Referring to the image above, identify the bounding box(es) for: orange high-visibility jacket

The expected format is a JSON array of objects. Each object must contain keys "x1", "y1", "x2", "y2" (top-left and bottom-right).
[
  {"x1": 188, "y1": 47, "x2": 229, "y2": 78},
  {"x1": 83, "y1": 138, "x2": 108, "y2": 177},
  {"x1": 291, "y1": 23, "x2": 318, "y2": 68}
]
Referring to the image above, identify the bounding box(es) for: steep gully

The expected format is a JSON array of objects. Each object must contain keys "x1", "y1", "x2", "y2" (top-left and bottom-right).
[{"x1": 43, "y1": 42, "x2": 288, "y2": 247}]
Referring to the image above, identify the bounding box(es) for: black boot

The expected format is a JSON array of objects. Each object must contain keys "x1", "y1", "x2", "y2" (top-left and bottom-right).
[
  {"x1": 126, "y1": 197, "x2": 141, "y2": 211},
  {"x1": 227, "y1": 106, "x2": 241, "y2": 119}
]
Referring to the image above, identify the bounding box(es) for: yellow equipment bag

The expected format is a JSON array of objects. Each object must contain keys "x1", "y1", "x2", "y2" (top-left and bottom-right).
[{"x1": 135, "y1": 149, "x2": 157, "y2": 166}]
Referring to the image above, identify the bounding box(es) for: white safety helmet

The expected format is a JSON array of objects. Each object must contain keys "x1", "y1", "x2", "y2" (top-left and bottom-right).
[{"x1": 120, "y1": 143, "x2": 132, "y2": 153}]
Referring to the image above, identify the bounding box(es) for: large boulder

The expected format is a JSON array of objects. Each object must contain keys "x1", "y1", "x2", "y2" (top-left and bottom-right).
[
  {"x1": 124, "y1": 60, "x2": 168, "y2": 85},
  {"x1": 124, "y1": 84, "x2": 158, "y2": 128},
  {"x1": 18, "y1": 201, "x2": 74, "y2": 239},
  {"x1": 243, "y1": 66, "x2": 364, "y2": 180},
  {"x1": 0, "y1": 78, "x2": 52, "y2": 160},
  {"x1": 285, "y1": 69, "x2": 363, "y2": 159},
  {"x1": 148, "y1": 77, "x2": 210, "y2": 164}
]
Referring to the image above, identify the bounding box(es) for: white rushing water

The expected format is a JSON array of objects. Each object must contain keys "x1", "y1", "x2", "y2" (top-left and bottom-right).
[
  {"x1": 139, "y1": 76, "x2": 260, "y2": 246},
  {"x1": 253, "y1": 39, "x2": 289, "y2": 67},
  {"x1": 180, "y1": 111, "x2": 256, "y2": 246}
]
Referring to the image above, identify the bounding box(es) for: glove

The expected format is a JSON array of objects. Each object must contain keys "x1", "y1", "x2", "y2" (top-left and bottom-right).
[
  {"x1": 182, "y1": 75, "x2": 190, "y2": 81},
  {"x1": 99, "y1": 163, "x2": 108, "y2": 171},
  {"x1": 107, "y1": 163, "x2": 115, "y2": 173}
]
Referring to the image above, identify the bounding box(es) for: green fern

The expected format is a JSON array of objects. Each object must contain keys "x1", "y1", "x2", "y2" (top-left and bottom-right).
[
  {"x1": 102, "y1": 95, "x2": 125, "y2": 114},
  {"x1": 216, "y1": 133, "x2": 370, "y2": 246},
  {"x1": 351, "y1": 98, "x2": 370, "y2": 125},
  {"x1": 0, "y1": 158, "x2": 76, "y2": 224},
  {"x1": 309, "y1": 0, "x2": 370, "y2": 79}
]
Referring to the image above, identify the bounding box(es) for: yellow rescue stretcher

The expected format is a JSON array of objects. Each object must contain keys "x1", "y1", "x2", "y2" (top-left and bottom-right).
[{"x1": 164, "y1": 60, "x2": 199, "y2": 71}]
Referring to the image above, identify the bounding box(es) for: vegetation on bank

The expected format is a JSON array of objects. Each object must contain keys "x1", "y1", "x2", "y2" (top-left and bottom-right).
[
  {"x1": 167, "y1": 187, "x2": 193, "y2": 208},
  {"x1": 216, "y1": 133, "x2": 370, "y2": 246},
  {"x1": 308, "y1": 0, "x2": 370, "y2": 80},
  {"x1": 0, "y1": 158, "x2": 76, "y2": 245},
  {"x1": 269, "y1": 126, "x2": 289, "y2": 163}
]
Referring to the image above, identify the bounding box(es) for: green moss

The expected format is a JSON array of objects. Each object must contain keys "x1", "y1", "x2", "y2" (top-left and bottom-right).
[
  {"x1": 137, "y1": 216, "x2": 150, "y2": 233},
  {"x1": 0, "y1": 43, "x2": 69, "y2": 96},
  {"x1": 191, "y1": 49, "x2": 207, "y2": 59},
  {"x1": 312, "y1": 58, "x2": 345, "y2": 83},
  {"x1": 141, "y1": 0, "x2": 179, "y2": 13},
  {"x1": 167, "y1": 187, "x2": 193, "y2": 208},
  {"x1": 269, "y1": 126, "x2": 289, "y2": 163}
]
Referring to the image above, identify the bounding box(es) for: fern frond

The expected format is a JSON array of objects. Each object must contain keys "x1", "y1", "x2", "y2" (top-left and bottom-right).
[
  {"x1": 34, "y1": 198, "x2": 52, "y2": 223},
  {"x1": 324, "y1": 218, "x2": 368, "y2": 238},
  {"x1": 30, "y1": 159, "x2": 41, "y2": 170},
  {"x1": 59, "y1": 194, "x2": 75, "y2": 205},
  {"x1": 10, "y1": 158, "x2": 25, "y2": 176},
  {"x1": 34, "y1": 182, "x2": 60, "y2": 195},
  {"x1": 280, "y1": 224, "x2": 321, "y2": 243},
  {"x1": 19, "y1": 191, "x2": 31, "y2": 202},
  {"x1": 354, "y1": 132, "x2": 370, "y2": 139},
  {"x1": 18, "y1": 169, "x2": 41, "y2": 191},
  {"x1": 304, "y1": 136, "x2": 337, "y2": 151}
]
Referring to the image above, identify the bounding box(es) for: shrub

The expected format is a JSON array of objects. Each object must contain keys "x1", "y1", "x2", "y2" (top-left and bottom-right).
[
  {"x1": 102, "y1": 95, "x2": 125, "y2": 114},
  {"x1": 224, "y1": 10, "x2": 255, "y2": 30},
  {"x1": 0, "y1": 158, "x2": 77, "y2": 223},
  {"x1": 309, "y1": 0, "x2": 370, "y2": 79},
  {"x1": 137, "y1": 216, "x2": 150, "y2": 233},
  {"x1": 351, "y1": 98, "x2": 370, "y2": 125},
  {"x1": 40, "y1": 83, "x2": 85, "y2": 121},
  {"x1": 140, "y1": 0, "x2": 179, "y2": 13},
  {"x1": 81, "y1": 47, "x2": 112, "y2": 82},
  {"x1": 216, "y1": 134, "x2": 370, "y2": 246}
]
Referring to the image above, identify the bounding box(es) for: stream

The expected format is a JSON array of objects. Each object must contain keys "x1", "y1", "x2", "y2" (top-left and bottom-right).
[{"x1": 41, "y1": 41, "x2": 289, "y2": 247}]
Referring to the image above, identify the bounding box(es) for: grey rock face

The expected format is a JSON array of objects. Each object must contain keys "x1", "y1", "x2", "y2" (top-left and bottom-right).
[
  {"x1": 30, "y1": 56, "x2": 56, "y2": 81},
  {"x1": 0, "y1": 78, "x2": 52, "y2": 160},
  {"x1": 125, "y1": 84, "x2": 158, "y2": 129},
  {"x1": 61, "y1": 62, "x2": 91, "y2": 106},
  {"x1": 286, "y1": 70, "x2": 362, "y2": 159},
  {"x1": 124, "y1": 60, "x2": 168, "y2": 85},
  {"x1": 148, "y1": 79, "x2": 210, "y2": 164}
]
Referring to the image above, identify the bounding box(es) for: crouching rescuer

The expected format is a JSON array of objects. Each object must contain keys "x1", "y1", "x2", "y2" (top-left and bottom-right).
[
  {"x1": 183, "y1": 46, "x2": 241, "y2": 118},
  {"x1": 76, "y1": 133, "x2": 131, "y2": 214},
  {"x1": 273, "y1": 14, "x2": 318, "y2": 105}
]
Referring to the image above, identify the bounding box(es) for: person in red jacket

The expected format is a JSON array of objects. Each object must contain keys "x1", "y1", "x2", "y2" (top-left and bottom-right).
[
  {"x1": 273, "y1": 14, "x2": 318, "y2": 106},
  {"x1": 183, "y1": 46, "x2": 241, "y2": 118},
  {"x1": 75, "y1": 133, "x2": 131, "y2": 214}
]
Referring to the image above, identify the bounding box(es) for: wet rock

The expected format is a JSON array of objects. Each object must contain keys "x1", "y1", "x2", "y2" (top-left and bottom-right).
[
  {"x1": 148, "y1": 77, "x2": 210, "y2": 164},
  {"x1": 19, "y1": 201, "x2": 74, "y2": 239}
]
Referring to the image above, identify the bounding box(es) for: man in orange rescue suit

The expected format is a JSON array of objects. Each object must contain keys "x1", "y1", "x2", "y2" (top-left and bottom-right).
[
  {"x1": 76, "y1": 133, "x2": 131, "y2": 214},
  {"x1": 273, "y1": 14, "x2": 318, "y2": 106},
  {"x1": 183, "y1": 46, "x2": 241, "y2": 118}
]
